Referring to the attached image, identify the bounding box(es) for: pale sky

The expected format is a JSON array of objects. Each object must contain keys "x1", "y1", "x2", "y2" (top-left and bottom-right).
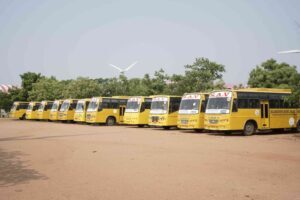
[{"x1": 0, "y1": 0, "x2": 299, "y2": 85}]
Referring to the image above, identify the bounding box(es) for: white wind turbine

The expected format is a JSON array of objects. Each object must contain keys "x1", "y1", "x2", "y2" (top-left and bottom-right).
[{"x1": 109, "y1": 61, "x2": 138, "y2": 75}]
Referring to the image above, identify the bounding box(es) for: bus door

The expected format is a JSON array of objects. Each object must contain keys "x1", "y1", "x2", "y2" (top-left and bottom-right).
[
  {"x1": 260, "y1": 100, "x2": 270, "y2": 129},
  {"x1": 119, "y1": 106, "x2": 126, "y2": 122}
]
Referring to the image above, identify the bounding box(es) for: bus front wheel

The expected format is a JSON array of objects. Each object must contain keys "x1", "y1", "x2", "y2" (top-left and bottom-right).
[
  {"x1": 243, "y1": 121, "x2": 256, "y2": 136},
  {"x1": 296, "y1": 121, "x2": 300, "y2": 133},
  {"x1": 163, "y1": 126, "x2": 170, "y2": 130},
  {"x1": 106, "y1": 117, "x2": 116, "y2": 126},
  {"x1": 19, "y1": 114, "x2": 26, "y2": 120}
]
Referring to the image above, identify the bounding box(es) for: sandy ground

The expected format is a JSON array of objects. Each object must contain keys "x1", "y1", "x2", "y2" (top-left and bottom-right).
[{"x1": 0, "y1": 119, "x2": 300, "y2": 200}]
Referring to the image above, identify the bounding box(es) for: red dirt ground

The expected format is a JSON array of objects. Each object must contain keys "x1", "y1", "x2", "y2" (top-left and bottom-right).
[{"x1": 0, "y1": 119, "x2": 300, "y2": 200}]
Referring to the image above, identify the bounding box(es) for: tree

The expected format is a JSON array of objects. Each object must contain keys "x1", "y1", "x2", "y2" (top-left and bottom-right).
[
  {"x1": 62, "y1": 77, "x2": 102, "y2": 99},
  {"x1": 19, "y1": 72, "x2": 43, "y2": 100},
  {"x1": 0, "y1": 92, "x2": 12, "y2": 111},
  {"x1": 168, "y1": 58, "x2": 225, "y2": 94},
  {"x1": 28, "y1": 77, "x2": 64, "y2": 101},
  {"x1": 248, "y1": 59, "x2": 299, "y2": 88},
  {"x1": 248, "y1": 59, "x2": 300, "y2": 106},
  {"x1": 149, "y1": 69, "x2": 168, "y2": 95}
]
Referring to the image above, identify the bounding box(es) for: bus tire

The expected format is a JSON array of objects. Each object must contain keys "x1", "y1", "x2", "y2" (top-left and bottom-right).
[
  {"x1": 224, "y1": 131, "x2": 232, "y2": 135},
  {"x1": 296, "y1": 121, "x2": 300, "y2": 133},
  {"x1": 137, "y1": 125, "x2": 144, "y2": 128},
  {"x1": 163, "y1": 126, "x2": 170, "y2": 130},
  {"x1": 243, "y1": 121, "x2": 256, "y2": 136},
  {"x1": 19, "y1": 114, "x2": 26, "y2": 120},
  {"x1": 194, "y1": 129, "x2": 203, "y2": 133},
  {"x1": 106, "y1": 117, "x2": 116, "y2": 126}
]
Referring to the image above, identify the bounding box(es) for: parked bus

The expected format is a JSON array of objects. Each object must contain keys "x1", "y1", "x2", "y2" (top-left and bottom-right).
[
  {"x1": 177, "y1": 93, "x2": 209, "y2": 132},
  {"x1": 9, "y1": 101, "x2": 29, "y2": 120},
  {"x1": 37, "y1": 101, "x2": 54, "y2": 120},
  {"x1": 204, "y1": 88, "x2": 299, "y2": 136},
  {"x1": 148, "y1": 95, "x2": 181, "y2": 129},
  {"x1": 58, "y1": 99, "x2": 78, "y2": 121},
  {"x1": 86, "y1": 96, "x2": 128, "y2": 125},
  {"x1": 49, "y1": 100, "x2": 63, "y2": 121},
  {"x1": 26, "y1": 102, "x2": 41, "y2": 120},
  {"x1": 74, "y1": 98, "x2": 91, "y2": 122},
  {"x1": 124, "y1": 96, "x2": 152, "y2": 127}
]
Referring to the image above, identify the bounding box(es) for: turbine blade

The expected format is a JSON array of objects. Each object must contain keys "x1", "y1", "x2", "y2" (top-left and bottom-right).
[
  {"x1": 278, "y1": 50, "x2": 300, "y2": 54},
  {"x1": 124, "y1": 61, "x2": 138, "y2": 71},
  {"x1": 109, "y1": 64, "x2": 123, "y2": 71}
]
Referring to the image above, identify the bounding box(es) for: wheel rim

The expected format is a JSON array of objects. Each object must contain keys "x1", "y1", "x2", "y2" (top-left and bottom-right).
[
  {"x1": 107, "y1": 118, "x2": 114, "y2": 126},
  {"x1": 245, "y1": 123, "x2": 254, "y2": 134}
]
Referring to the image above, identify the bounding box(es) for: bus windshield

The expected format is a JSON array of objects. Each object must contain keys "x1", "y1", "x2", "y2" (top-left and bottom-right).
[
  {"x1": 75, "y1": 102, "x2": 85, "y2": 112},
  {"x1": 87, "y1": 100, "x2": 98, "y2": 111},
  {"x1": 206, "y1": 97, "x2": 231, "y2": 114},
  {"x1": 51, "y1": 102, "x2": 59, "y2": 111},
  {"x1": 179, "y1": 99, "x2": 200, "y2": 114},
  {"x1": 126, "y1": 101, "x2": 140, "y2": 113},
  {"x1": 150, "y1": 99, "x2": 168, "y2": 114},
  {"x1": 10, "y1": 103, "x2": 17, "y2": 111},
  {"x1": 27, "y1": 104, "x2": 33, "y2": 111},
  {"x1": 60, "y1": 102, "x2": 70, "y2": 112},
  {"x1": 38, "y1": 103, "x2": 45, "y2": 111}
]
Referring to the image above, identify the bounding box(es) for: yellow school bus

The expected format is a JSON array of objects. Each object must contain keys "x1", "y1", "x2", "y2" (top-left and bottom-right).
[
  {"x1": 177, "y1": 93, "x2": 209, "y2": 132},
  {"x1": 37, "y1": 101, "x2": 54, "y2": 120},
  {"x1": 204, "y1": 88, "x2": 298, "y2": 136},
  {"x1": 124, "y1": 96, "x2": 152, "y2": 127},
  {"x1": 49, "y1": 100, "x2": 63, "y2": 121},
  {"x1": 26, "y1": 102, "x2": 41, "y2": 120},
  {"x1": 86, "y1": 96, "x2": 128, "y2": 125},
  {"x1": 9, "y1": 102, "x2": 29, "y2": 120},
  {"x1": 58, "y1": 99, "x2": 78, "y2": 121},
  {"x1": 74, "y1": 98, "x2": 91, "y2": 122},
  {"x1": 148, "y1": 95, "x2": 181, "y2": 129}
]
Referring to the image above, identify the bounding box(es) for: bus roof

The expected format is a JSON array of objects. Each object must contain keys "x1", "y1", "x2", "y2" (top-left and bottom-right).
[
  {"x1": 234, "y1": 88, "x2": 291, "y2": 94},
  {"x1": 78, "y1": 98, "x2": 91, "y2": 101},
  {"x1": 151, "y1": 95, "x2": 181, "y2": 98},
  {"x1": 29, "y1": 101, "x2": 41, "y2": 104},
  {"x1": 212, "y1": 88, "x2": 291, "y2": 94},
  {"x1": 63, "y1": 99, "x2": 79, "y2": 101},
  {"x1": 111, "y1": 96, "x2": 130, "y2": 99},
  {"x1": 41, "y1": 100, "x2": 54, "y2": 103},
  {"x1": 183, "y1": 92, "x2": 209, "y2": 96},
  {"x1": 14, "y1": 101, "x2": 29, "y2": 104}
]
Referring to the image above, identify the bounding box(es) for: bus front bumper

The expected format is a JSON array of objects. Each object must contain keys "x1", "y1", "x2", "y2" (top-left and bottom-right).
[{"x1": 204, "y1": 115, "x2": 231, "y2": 130}]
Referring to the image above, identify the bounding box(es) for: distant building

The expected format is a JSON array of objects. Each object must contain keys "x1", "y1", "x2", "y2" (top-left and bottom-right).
[
  {"x1": 0, "y1": 84, "x2": 13, "y2": 93},
  {"x1": 225, "y1": 83, "x2": 234, "y2": 89}
]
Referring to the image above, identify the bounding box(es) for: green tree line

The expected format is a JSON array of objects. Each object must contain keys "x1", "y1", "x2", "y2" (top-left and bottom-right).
[{"x1": 1, "y1": 57, "x2": 299, "y2": 111}]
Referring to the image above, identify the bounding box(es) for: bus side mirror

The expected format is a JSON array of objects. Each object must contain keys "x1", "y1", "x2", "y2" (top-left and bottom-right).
[{"x1": 232, "y1": 99, "x2": 238, "y2": 112}]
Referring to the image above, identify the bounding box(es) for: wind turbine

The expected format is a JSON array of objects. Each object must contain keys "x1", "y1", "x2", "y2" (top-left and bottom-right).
[
  {"x1": 109, "y1": 61, "x2": 138, "y2": 75},
  {"x1": 278, "y1": 50, "x2": 300, "y2": 54}
]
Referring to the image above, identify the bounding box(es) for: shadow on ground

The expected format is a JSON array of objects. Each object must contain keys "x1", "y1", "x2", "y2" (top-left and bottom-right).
[{"x1": 0, "y1": 148, "x2": 47, "y2": 187}]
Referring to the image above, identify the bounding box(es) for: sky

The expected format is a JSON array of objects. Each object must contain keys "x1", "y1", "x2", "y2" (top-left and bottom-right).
[{"x1": 0, "y1": 0, "x2": 299, "y2": 86}]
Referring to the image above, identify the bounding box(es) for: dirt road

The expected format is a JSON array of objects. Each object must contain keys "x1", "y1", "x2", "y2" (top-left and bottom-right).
[{"x1": 0, "y1": 119, "x2": 300, "y2": 200}]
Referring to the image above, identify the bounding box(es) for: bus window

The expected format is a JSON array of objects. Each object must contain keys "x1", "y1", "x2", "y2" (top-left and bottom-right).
[{"x1": 169, "y1": 97, "x2": 181, "y2": 113}]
